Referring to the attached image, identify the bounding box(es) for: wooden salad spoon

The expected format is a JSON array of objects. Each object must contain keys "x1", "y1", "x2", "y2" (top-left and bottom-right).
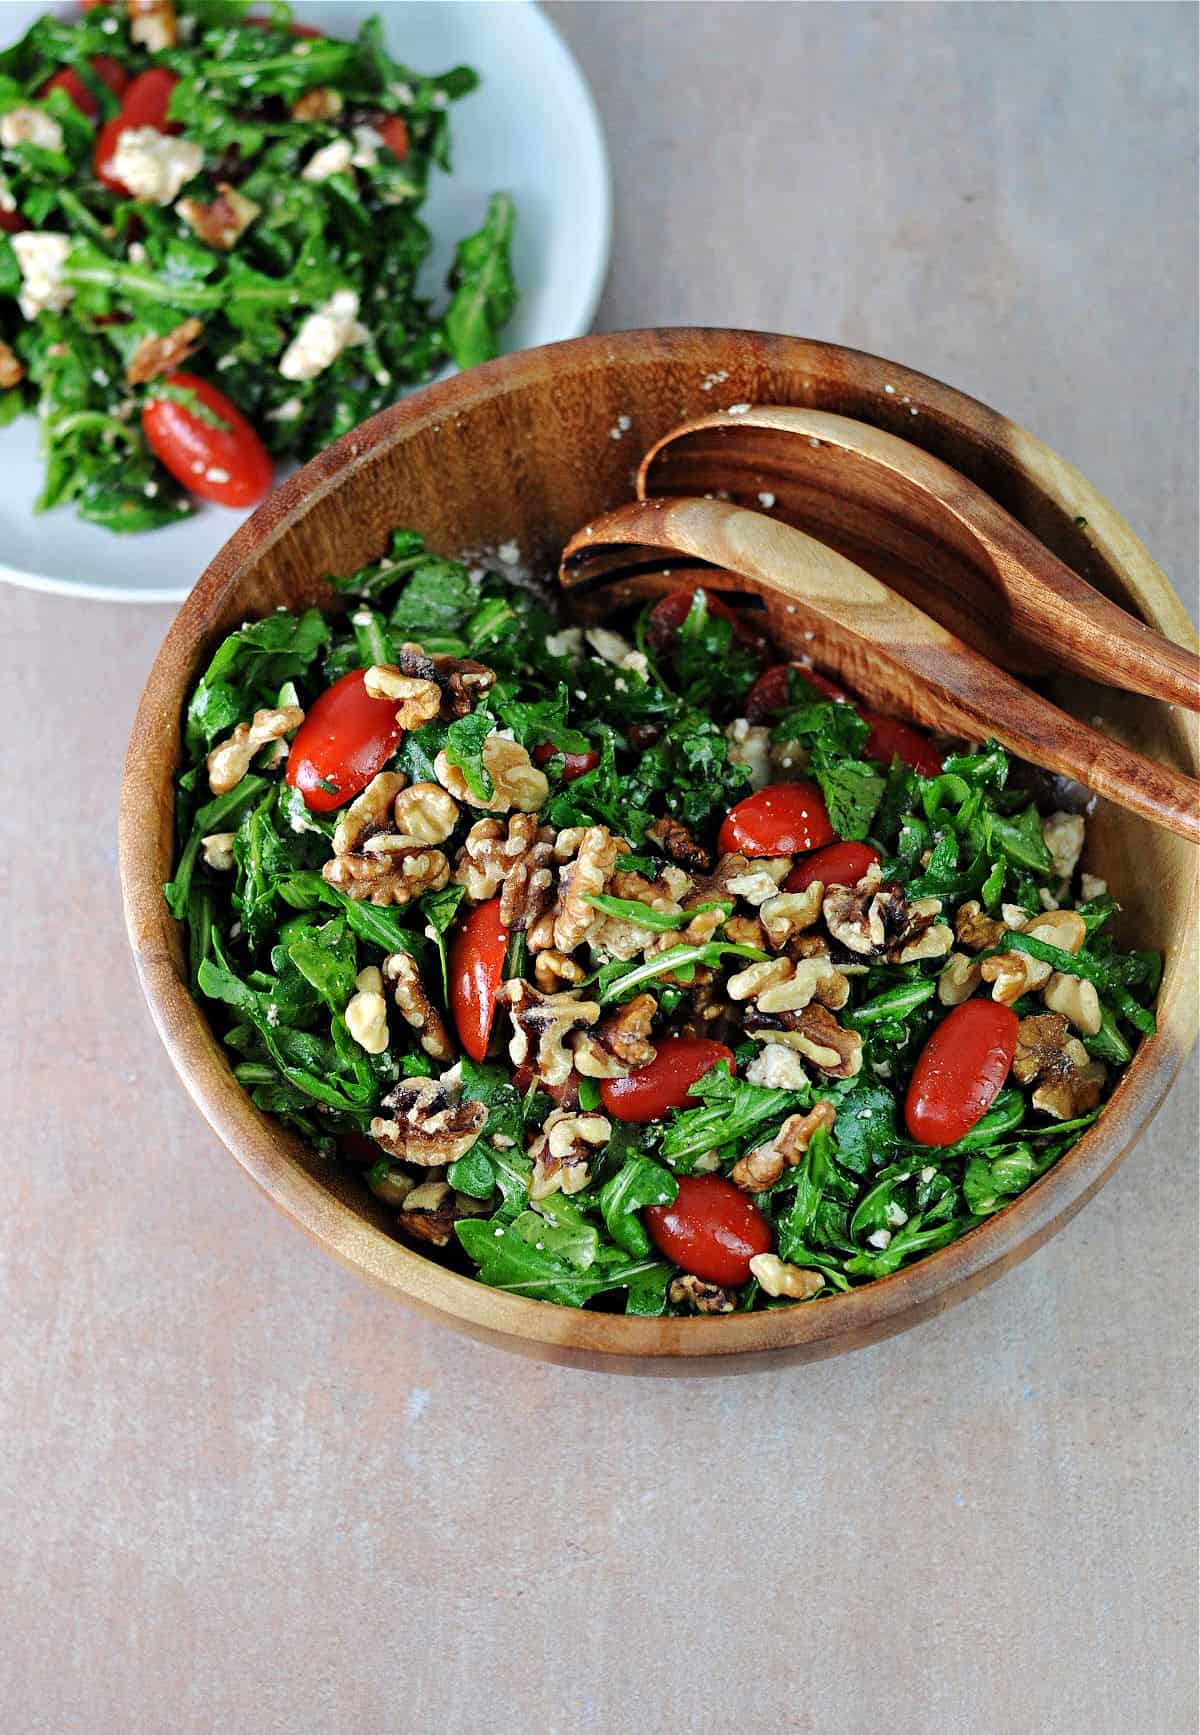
[
  {"x1": 636, "y1": 406, "x2": 1200, "y2": 711},
  {"x1": 560, "y1": 495, "x2": 1200, "y2": 846}
]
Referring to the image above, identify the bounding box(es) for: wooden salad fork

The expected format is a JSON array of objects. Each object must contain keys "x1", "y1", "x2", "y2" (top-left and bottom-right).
[
  {"x1": 636, "y1": 406, "x2": 1200, "y2": 711},
  {"x1": 559, "y1": 495, "x2": 1200, "y2": 845}
]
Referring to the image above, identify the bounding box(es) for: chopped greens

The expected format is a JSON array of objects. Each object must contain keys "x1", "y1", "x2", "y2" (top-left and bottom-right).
[
  {"x1": 165, "y1": 534, "x2": 1161, "y2": 1316},
  {"x1": 0, "y1": 2, "x2": 516, "y2": 531}
]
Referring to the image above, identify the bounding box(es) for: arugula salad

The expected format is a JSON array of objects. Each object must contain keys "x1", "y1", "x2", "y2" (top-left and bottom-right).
[
  {"x1": 0, "y1": 1, "x2": 516, "y2": 531},
  {"x1": 165, "y1": 530, "x2": 1160, "y2": 1316}
]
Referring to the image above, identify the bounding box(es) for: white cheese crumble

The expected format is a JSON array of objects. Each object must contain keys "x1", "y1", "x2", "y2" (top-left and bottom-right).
[
  {"x1": 725, "y1": 717, "x2": 771, "y2": 791},
  {"x1": 1080, "y1": 872, "x2": 1108, "y2": 902},
  {"x1": 866, "y1": 1229, "x2": 892, "y2": 1250},
  {"x1": 545, "y1": 626, "x2": 583, "y2": 661},
  {"x1": 745, "y1": 1044, "x2": 810, "y2": 1091},
  {"x1": 0, "y1": 107, "x2": 63, "y2": 152},
  {"x1": 496, "y1": 539, "x2": 520, "y2": 566},
  {"x1": 267, "y1": 396, "x2": 304, "y2": 420},
  {"x1": 111, "y1": 127, "x2": 202, "y2": 204},
  {"x1": 585, "y1": 625, "x2": 636, "y2": 666},
  {"x1": 278, "y1": 289, "x2": 368, "y2": 381},
  {"x1": 351, "y1": 124, "x2": 385, "y2": 167},
  {"x1": 127, "y1": 240, "x2": 148, "y2": 265},
  {"x1": 1042, "y1": 810, "x2": 1086, "y2": 881},
  {"x1": 11, "y1": 231, "x2": 73, "y2": 320},
  {"x1": 301, "y1": 136, "x2": 354, "y2": 182}
]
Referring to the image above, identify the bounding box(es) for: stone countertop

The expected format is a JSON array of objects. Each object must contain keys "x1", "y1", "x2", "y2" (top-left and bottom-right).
[{"x1": 1, "y1": 4, "x2": 1195, "y2": 1731}]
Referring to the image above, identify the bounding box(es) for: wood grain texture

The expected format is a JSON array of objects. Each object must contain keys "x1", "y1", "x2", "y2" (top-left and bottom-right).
[
  {"x1": 118, "y1": 328, "x2": 1200, "y2": 1372},
  {"x1": 561, "y1": 495, "x2": 1200, "y2": 842},
  {"x1": 638, "y1": 407, "x2": 1200, "y2": 708}
]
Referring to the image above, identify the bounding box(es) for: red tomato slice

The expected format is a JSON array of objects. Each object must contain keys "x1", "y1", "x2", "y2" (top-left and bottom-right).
[
  {"x1": 905, "y1": 1000, "x2": 1019, "y2": 1147},
  {"x1": 142, "y1": 373, "x2": 273, "y2": 508},
  {"x1": 94, "y1": 67, "x2": 180, "y2": 193},
  {"x1": 531, "y1": 741, "x2": 599, "y2": 783},
  {"x1": 40, "y1": 54, "x2": 129, "y2": 120},
  {"x1": 449, "y1": 900, "x2": 510, "y2": 1063},
  {"x1": 745, "y1": 661, "x2": 850, "y2": 720},
  {"x1": 600, "y1": 1036, "x2": 734, "y2": 1124},
  {"x1": 0, "y1": 208, "x2": 24, "y2": 235},
  {"x1": 648, "y1": 586, "x2": 771, "y2": 661},
  {"x1": 862, "y1": 711, "x2": 944, "y2": 777},
  {"x1": 247, "y1": 16, "x2": 326, "y2": 37},
  {"x1": 286, "y1": 669, "x2": 406, "y2": 812},
  {"x1": 785, "y1": 840, "x2": 880, "y2": 893},
  {"x1": 718, "y1": 781, "x2": 836, "y2": 858},
  {"x1": 644, "y1": 1175, "x2": 772, "y2": 1287},
  {"x1": 377, "y1": 115, "x2": 409, "y2": 161}
]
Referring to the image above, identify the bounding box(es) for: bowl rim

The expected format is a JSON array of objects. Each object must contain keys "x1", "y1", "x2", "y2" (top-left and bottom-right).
[{"x1": 119, "y1": 327, "x2": 1200, "y2": 1363}]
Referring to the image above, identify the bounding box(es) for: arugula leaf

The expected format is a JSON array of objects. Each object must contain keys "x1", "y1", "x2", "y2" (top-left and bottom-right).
[
  {"x1": 388, "y1": 557, "x2": 480, "y2": 640},
  {"x1": 599, "y1": 1156, "x2": 678, "y2": 1258},
  {"x1": 455, "y1": 1219, "x2": 664, "y2": 1305},
  {"x1": 444, "y1": 192, "x2": 517, "y2": 369},
  {"x1": 661, "y1": 1064, "x2": 808, "y2": 1171},
  {"x1": 443, "y1": 711, "x2": 494, "y2": 804}
]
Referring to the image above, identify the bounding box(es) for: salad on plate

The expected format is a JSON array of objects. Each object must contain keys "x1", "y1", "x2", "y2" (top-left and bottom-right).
[
  {"x1": 0, "y1": 0, "x2": 516, "y2": 530},
  {"x1": 163, "y1": 530, "x2": 1160, "y2": 1316}
]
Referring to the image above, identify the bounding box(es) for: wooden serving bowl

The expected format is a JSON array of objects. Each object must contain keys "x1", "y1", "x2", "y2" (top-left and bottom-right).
[{"x1": 119, "y1": 330, "x2": 1199, "y2": 1374}]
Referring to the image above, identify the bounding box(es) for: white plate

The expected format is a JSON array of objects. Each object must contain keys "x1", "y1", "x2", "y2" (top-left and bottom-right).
[{"x1": 0, "y1": 0, "x2": 610, "y2": 601}]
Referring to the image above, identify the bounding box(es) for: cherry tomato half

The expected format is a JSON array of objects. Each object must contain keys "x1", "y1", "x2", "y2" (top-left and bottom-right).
[
  {"x1": 719, "y1": 781, "x2": 836, "y2": 858},
  {"x1": 862, "y1": 711, "x2": 944, "y2": 777},
  {"x1": 785, "y1": 840, "x2": 880, "y2": 893},
  {"x1": 600, "y1": 1036, "x2": 735, "y2": 1124},
  {"x1": 449, "y1": 899, "x2": 510, "y2": 1063},
  {"x1": 248, "y1": 15, "x2": 326, "y2": 37},
  {"x1": 648, "y1": 586, "x2": 771, "y2": 662},
  {"x1": 40, "y1": 54, "x2": 129, "y2": 120},
  {"x1": 744, "y1": 661, "x2": 850, "y2": 720},
  {"x1": 94, "y1": 67, "x2": 180, "y2": 194},
  {"x1": 142, "y1": 372, "x2": 273, "y2": 508},
  {"x1": 377, "y1": 115, "x2": 409, "y2": 161},
  {"x1": 644, "y1": 1175, "x2": 772, "y2": 1287},
  {"x1": 0, "y1": 208, "x2": 24, "y2": 235},
  {"x1": 532, "y1": 741, "x2": 599, "y2": 782},
  {"x1": 285, "y1": 669, "x2": 406, "y2": 812},
  {"x1": 905, "y1": 1000, "x2": 1019, "y2": 1147}
]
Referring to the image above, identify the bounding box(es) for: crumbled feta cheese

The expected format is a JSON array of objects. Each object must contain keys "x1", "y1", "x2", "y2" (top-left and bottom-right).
[
  {"x1": 746, "y1": 1044, "x2": 810, "y2": 1091},
  {"x1": 127, "y1": 240, "x2": 148, "y2": 265},
  {"x1": 144, "y1": 481, "x2": 158, "y2": 497},
  {"x1": 301, "y1": 136, "x2": 354, "y2": 182},
  {"x1": 388, "y1": 81, "x2": 415, "y2": 104},
  {"x1": 1042, "y1": 811, "x2": 1086, "y2": 881},
  {"x1": 0, "y1": 107, "x2": 63, "y2": 152},
  {"x1": 91, "y1": 367, "x2": 109, "y2": 387},
  {"x1": 725, "y1": 717, "x2": 772, "y2": 791},
  {"x1": 11, "y1": 231, "x2": 73, "y2": 320},
  {"x1": 586, "y1": 625, "x2": 636, "y2": 665},
  {"x1": 350, "y1": 124, "x2": 385, "y2": 167},
  {"x1": 278, "y1": 289, "x2": 368, "y2": 381},
  {"x1": 0, "y1": 175, "x2": 16, "y2": 213},
  {"x1": 496, "y1": 539, "x2": 520, "y2": 566},
  {"x1": 111, "y1": 127, "x2": 202, "y2": 204},
  {"x1": 621, "y1": 649, "x2": 649, "y2": 679},
  {"x1": 545, "y1": 626, "x2": 583, "y2": 661},
  {"x1": 267, "y1": 396, "x2": 304, "y2": 421},
  {"x1": 1080, "y1": 872, "x2": 1108, "y2": 902},
  {"x1": 885, "y1": 1201, "x2": 909, "y2": 1228},
  {"x1": 215, "y1": 353, "x2": 237, "y2": 371},
  {"x1": 919, "y1": 1166, "x2": 936, "y2": 1183},
  {"x1": 866, "y1": 1229, "x2": 892, "y2": 1250}
]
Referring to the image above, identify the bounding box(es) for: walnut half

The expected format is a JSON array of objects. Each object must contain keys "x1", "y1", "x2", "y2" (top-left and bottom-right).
[
  {"x1": 369, "y1": 1071, "x2": 486, "y2": 1165},
  {"x1": 206, "y1": 706, "x2": 304, "y2": 795},
  {"x1": 499, "y1": 980, "x2": 601, "y2": 1087},
  {"x1": 382, "y1": 952, "x2": 455, "y2": 1061},
  {"x1": 1012, "y1": 1013, "x2": 1106, "y2": 1120},
  {"x1": 528, "y1": 1109, "x2": 611, "y2": 1200}
]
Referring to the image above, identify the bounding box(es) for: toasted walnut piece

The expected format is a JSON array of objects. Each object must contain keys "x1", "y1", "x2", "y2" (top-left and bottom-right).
[
  {"x1": 554, "y1": 825, "x2": 623, "y2": 952},
  {"x1": 322, "y1": 846, "x2": 448, "y2": 906},
  {"x1": 129, "y1": 0, "x2": 176, "y2": 52},
  {"x1": 731, "y1": 1102, "x2": 836, "y2": 1191},
  {"x1": 435, "y1": 736, "x2": 549, "y2": 815},
  {"x1": 747, "y1": 1003, "x2": 863, "y2": 1078},
  {"x1": 534, "y1": 949, "x2": 586, "y2": 992},
  {"x1": 748, "y1": 1253, "x2": 824, "y2": 1301},
  {"x1": 1023, "y1": 908, "x2": 1087, "y2": 955},
  {"x1": 727, "y1": 952, "x2": 849, "y2": 1015},
  {"x1": 647, "y1": 815, "x2": 712, "y2": 872},
  {"x1": 938, "y1": 951, "x2": 983, "y2": 1006},
  {"x1": 724, "y1": 858, "x2": 793, "y2": 907},
  {"x1": 178, "y1": 182, "x2": 262, "y2": 251},
  {"x1": 332, "y1": 770, "x2": 407, "y2": 857},
  {"x1": 200, "y1": 831, "x2": 236, "y2": 871},
  {"x1": 382, "y1": 952, "x2": 455, "y2": 1060},
  {"x1": 889, "y1": 899, "x2": 952, "y2": 965},
  {"x1": 759, "y1": 883, "x2": 823, "y2": 948},
  {"x1": 1012, "y1": 1012, "x2": 1106, "y2": 1120},
  {"x1": 955, "y1": 900, "x2": 1007, "y2": 952},
  {"x1": 668, "y1": 1275, "x2": 737, "y2": 1314},
  {"x1": 291, "y1": 85, "x2": 344, "y2": 121},
  {"x1": 573, "y1": 993, "x2": 659, "y2": 1078},
  {"x1": 397, "y1": 1181, "x2": 490, "y2": 1247},
  {"x1": 527, "y1": 1108, "x2": 612, "y2": 1200},
  {"x1": 612, "y1": 864, "x2": 692, "y2": 904},
  {"x1": 345, "y1": 968, "x2": 390, "y2": 1054},
  {"x1": 500, "y1": 980, "x2": 601, "y2": 1088},
  {"x1": 823, "y1": 866, "x2": 887, "y2": 953},
  {"x1": 745, "y1": 1043, "x2": 810, "y2": 1091},
  {"x1": 500, "y1": 835, "x2": 556, "y2": 931},
  {"x1": 1042, "y1": 971, "x2": 1103, "y2": 1036},
  {"x1": 392, "y1": 782, "x2": 460, "y2": 846},
  {"x1": 0, "y1": 338, "x2": 25, "y2": 389},
  {"x1": 366, "y1": 1161, "x2": 415, "y2": 1209},
  {"x1": 725, "y1": 912, "x2": 769, "y2": 951},
  {"x1": 125, "y1": 317, "x2": 204, "y2": 385},
  {"x1": 455, "y1": 814, "x2": 542, "y2": 901},
  {"x1": 395, "y1": 642, "x2": 496, "y2": 720},
  {"x1": 370, "y1": 1071, "x2": 486, "y2": 1165},
  {"x1": 207, "y1": 705, "x2": 304, "y2": 794},
  {"x1": 980, "y1": 950, "x2": 1052, "y2": 1003},
  {"x1": 364, "y1": 664, "x2": 442, "y2": 729},
  {"x1": 1043, "y1": 811, "x2": 1086, "y2": 880}
]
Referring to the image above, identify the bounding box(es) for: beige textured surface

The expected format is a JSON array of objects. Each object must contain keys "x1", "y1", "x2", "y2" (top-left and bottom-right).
[{"x1": 1, "y1": 4, "x2": 1197, "y2": 1731}]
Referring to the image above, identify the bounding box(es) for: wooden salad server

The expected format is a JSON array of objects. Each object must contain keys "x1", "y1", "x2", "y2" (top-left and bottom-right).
[
  {"x1": 560, "y1": 496, "x2": 1200, "y2": 846},
  {"x1": 636, "y1": 406, "x2": 1200, "y2": 712}
]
